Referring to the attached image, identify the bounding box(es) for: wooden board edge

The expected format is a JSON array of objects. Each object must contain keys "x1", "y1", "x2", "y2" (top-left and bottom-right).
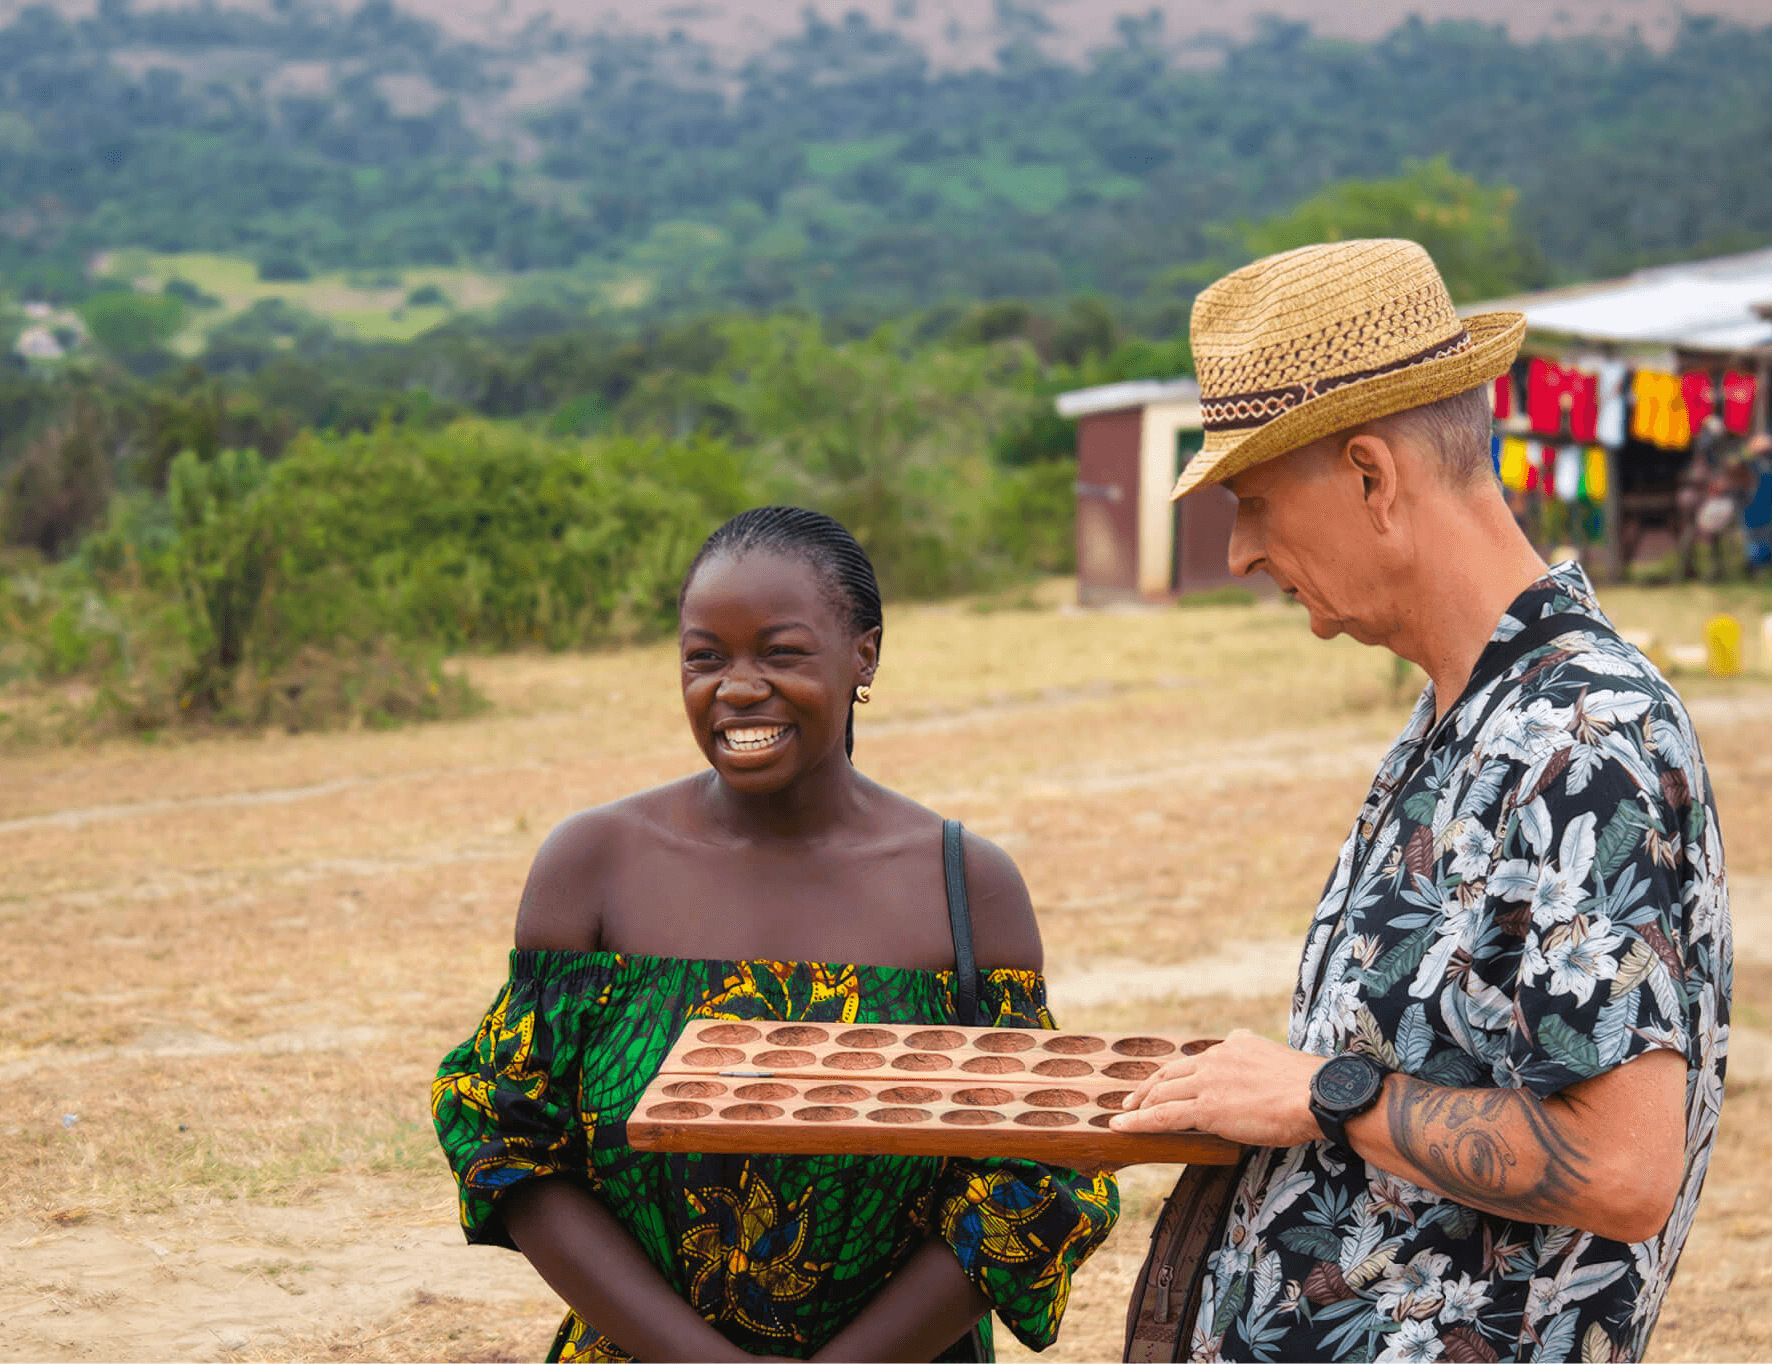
[{"x1": 625, "y1": 1118, "x2": 1244, "y2": 1168}]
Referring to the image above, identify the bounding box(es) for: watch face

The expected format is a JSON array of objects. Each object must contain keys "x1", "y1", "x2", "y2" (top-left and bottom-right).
[{"x1": 1315, "y1": 1055, "x2": 1382, "y2": 1110}]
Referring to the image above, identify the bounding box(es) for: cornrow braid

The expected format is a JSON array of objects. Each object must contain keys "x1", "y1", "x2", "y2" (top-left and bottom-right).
[{"x1": 680, "y1": 506, "x2": 884, "y2": 758}]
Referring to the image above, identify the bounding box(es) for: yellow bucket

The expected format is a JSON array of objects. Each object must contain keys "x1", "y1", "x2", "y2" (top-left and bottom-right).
[{"x1": 1705, "y1": 615, "x2": 1742, "y2": 677}]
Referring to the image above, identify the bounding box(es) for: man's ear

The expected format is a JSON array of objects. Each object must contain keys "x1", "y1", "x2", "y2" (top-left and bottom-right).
[
  {"x1": 855, "y1": 625, "x2": 881, "y2": 684},
  {"x1": 1342, "y1": 433, "x2": 1400, "y2": 532}
]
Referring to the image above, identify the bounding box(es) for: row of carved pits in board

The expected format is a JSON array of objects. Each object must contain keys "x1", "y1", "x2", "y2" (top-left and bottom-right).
[
  {"x1": 664, "y1": 1023, "x2": 1186, "y2": 1083},
  {"x1": 669, "y1": 1013, "x2": 1183, "y2": 1077},
  {"x1": 642, "y1": 1076, "x2": 1136, "y2": 1130}
]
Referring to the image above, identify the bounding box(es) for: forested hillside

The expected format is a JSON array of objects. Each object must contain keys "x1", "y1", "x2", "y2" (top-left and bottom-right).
[{"x1": 2, "y1": 1, "x2": 1770, "y2": 315}]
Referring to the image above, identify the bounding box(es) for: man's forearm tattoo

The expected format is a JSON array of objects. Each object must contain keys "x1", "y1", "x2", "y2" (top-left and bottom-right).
[{"x1": 1384, "y1": 1077, "x2": 1591, "y2": 1222}]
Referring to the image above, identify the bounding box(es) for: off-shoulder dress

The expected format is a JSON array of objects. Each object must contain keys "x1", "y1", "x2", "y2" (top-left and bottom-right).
[{"x1": 433, "y1": 952, "x2": 1120, "y2": 1361}]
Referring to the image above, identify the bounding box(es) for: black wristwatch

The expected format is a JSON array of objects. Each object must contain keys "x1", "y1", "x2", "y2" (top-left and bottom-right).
[{"x1": 1309, "y1": 1053, "x2": 1390, "y2": 1150}]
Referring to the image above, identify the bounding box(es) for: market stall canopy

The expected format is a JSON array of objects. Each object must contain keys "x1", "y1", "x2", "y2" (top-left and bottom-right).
[{"x1": 1463, "y1": 246, "x2": 1772, "y2": 356}]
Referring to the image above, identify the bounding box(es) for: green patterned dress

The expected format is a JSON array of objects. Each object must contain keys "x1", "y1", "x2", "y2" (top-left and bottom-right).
[{"x1": 433, "y1": 953, "x2": 1120, "y2": 1361}]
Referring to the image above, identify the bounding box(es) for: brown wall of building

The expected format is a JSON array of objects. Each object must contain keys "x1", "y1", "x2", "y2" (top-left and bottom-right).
[{"x1": 1075, "y1": 408, "x2": 1142, "y2": 599}]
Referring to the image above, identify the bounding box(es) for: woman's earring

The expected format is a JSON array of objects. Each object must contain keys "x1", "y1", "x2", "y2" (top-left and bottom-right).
[{"x1": 854, "y1": 685, "x2": 872, "y2": 705}]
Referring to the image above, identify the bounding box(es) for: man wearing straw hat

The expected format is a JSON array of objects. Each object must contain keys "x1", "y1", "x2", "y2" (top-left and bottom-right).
[{"x1": 1114, "y1": 240, "x2": 1729, "y2": 1361}]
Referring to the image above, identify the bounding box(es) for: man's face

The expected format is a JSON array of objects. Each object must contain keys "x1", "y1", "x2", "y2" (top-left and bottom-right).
[{"x1": 1223, "y1": 440, "x2": 1398, "y2": 646}]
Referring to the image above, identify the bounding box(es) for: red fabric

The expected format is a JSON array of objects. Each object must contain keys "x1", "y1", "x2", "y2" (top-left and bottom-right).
[
  {"x1": 1566, "y1": 370, "x2": 1598, "y2": 442},
  {"x1": 1493, "y1": 374, "x2": 1514, "y2": 420},
  {"x1": 1722, "y1": 371, "x2": 1758, "y2": 434},
  {"x1": 1682, "y1": 371, "x2": 1716, "y2": 430},
  {"x1": 1526, "y1": 358, "x2": 1589, "y2": 436},
  {"x1": 1526, "y1": 359, "x2": 1560, "y2": 433}
]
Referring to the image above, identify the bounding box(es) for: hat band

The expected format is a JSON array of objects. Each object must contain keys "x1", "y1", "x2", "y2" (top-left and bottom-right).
[{"x1": 1200, "y1": 329, "x2": 1474, "y2": 434}]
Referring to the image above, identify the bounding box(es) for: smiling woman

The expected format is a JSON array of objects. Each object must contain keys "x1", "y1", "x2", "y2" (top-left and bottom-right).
[
  {"x1": 431, "y1": 506, "x2": 1119, "y2": 1362},
  {"x1": 678, "y1": 506, "x2": 884, "y2": 785}
]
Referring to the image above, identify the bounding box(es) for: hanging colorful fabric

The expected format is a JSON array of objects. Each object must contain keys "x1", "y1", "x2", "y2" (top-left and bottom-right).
[
  {"x1": 1521, "y1": 440, "x2": 1549, "y2": 492},
  {"x1": 1581, "y1": 446, "x2": 1608, "y2": 503},
  {"x1": 1492, "y1": 374, "x2": 1514, "y2": 421},
  {"x1": 1554, "y1": 445, "x2": 1582, "y2": 502},
  {"x1": 1595, "y1": 361, "x2": 1628, "y2": 448},
  {"x1": 1722, "y1": 371, "x2": 1758, "y2": 435},
  {"x1": 1490, "y1": 434, "x2": 1502, "y2": 476},
  {"x1": 1631, "y1": 371, "x2": 1691, "y2": 449},
  {"x1": 1526, "y1": 359, "x2": 1577, "y2": 435},
  {"x1": 1567, "y1": 371, "x2": 1599, "y2": 442},
  {"x1": 1499, "y1": 437, "x2": 1530, "y2": 491},
  {"x1": 1682, "y1": 372, "x2": 1716, "y2": 430}
]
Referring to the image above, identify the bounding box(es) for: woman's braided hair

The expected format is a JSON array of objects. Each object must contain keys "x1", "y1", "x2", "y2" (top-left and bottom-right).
[{"x1": 679, "y1": 506, "x2": 883, "y2": 758}]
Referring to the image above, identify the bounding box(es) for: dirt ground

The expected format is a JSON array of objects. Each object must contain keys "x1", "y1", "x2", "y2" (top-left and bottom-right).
[{"x1": 2, "y1": 580, "x2": 1769, "y2": 1362}]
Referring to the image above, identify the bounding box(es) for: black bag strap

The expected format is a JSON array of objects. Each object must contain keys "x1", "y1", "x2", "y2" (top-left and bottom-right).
[{"x1": 942, "y1": 818, "x2": 982, "y2": 1027}]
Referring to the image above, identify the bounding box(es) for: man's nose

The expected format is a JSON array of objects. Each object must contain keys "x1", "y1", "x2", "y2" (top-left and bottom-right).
[{"x1": 1227, "y1": 508, "x2": 1262, "y2": 579}]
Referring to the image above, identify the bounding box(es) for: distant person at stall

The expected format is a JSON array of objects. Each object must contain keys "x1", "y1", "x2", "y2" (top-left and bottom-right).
[
  {"x1": 1114, "y1": 240, "x2": 1729, "y2": 1362},
  {"x1": 1742, "y1": 433, "x2": 1772, "y2": 578},
  {"x1": 1682, "y1": 417, "x2": 1742, "y2": 580},
  {"x1": 432, "y1": 506, "x2": 1117, "y2": 1363}
]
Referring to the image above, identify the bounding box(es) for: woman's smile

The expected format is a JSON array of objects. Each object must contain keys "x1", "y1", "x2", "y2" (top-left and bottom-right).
[{"x1": 716, "y1": 722, "x2": 796, "y2": 758}]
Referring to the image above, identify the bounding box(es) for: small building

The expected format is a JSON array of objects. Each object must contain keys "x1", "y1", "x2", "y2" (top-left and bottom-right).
[{"x1": 1055, "y1": 377, "x2": 1242, "y2": 603}]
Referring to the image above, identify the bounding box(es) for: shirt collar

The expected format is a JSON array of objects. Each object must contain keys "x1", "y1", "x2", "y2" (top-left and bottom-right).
[{"x1": 1412, "y1": 559, "x2": 1609, "y2": 736}]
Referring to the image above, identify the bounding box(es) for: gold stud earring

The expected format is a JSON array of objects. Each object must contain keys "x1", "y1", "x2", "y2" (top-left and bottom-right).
[{"x1": 854, "y1": 685, "x2": 872, "y2": 705}]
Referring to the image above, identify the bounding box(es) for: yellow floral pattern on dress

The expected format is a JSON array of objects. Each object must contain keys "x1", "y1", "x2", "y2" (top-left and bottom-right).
[{"x1": 433, "y1": 954, "x2": 1117, "y2": 1362}]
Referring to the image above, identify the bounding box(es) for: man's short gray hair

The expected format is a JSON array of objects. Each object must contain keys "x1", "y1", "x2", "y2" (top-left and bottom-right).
[{"x1": 1363, "y1": 385, "x2": 1496, "y2": 486}]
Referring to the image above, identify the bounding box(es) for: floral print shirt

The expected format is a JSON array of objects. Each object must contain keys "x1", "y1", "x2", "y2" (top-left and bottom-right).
[{"x1": 1194, "y1": 562, "x2": 1730, "y2": 1362}]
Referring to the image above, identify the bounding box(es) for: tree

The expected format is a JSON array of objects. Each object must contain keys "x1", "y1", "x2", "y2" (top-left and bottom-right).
[
  {"x1": 79, "y1": 290, "x2": 187, "y2": 356},
  {"x1": 1235, "y1": 158, "x2": 1549, "y2": 303}
]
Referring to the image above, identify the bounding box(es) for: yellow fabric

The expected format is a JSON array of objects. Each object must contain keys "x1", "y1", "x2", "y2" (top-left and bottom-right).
[
  {"x1": 1631, "y1": 371, "x2": 1691, "y2": 449},
  {"x1": 1583, "y1": 446, "x2": 1609, "y2": 502},
  {"x1": 1499, "y1": 437, "x2": 1531, "y2": 491}
]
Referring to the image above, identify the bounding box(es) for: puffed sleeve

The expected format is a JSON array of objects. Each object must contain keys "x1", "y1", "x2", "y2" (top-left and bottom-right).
[
  {"x1": 931, "y1": 970, "x2": 1121, "y2": 1351},
  {"x1": 432, "y1": 951, "x2": 613, "y2": 1249}
]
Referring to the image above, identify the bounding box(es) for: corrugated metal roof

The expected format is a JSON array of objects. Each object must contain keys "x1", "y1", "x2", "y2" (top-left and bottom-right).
[
  {"x1": 1055, "y1": 377, "x2": 1199, "y2": 418},
  {"x1": 1464, "y1": 246, "x2": 1772, "y2": 355}
]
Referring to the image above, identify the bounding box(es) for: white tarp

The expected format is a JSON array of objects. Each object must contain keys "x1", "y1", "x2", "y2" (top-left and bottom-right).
[{"x1": 1466, "y1": 246, "x2": 1772, "y2": 354}]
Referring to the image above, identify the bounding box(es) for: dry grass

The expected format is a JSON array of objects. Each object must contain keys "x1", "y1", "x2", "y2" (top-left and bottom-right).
[{"x1": 1, "y1": 580, "x2": 1768, "y2": 1361}]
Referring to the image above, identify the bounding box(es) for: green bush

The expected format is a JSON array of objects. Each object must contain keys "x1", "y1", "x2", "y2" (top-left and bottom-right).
[
  {"x1": 1, "y1": 405, "x2": 113, "y2": 558},
  {"x1": 262, "y1": 421, "x2": 757, "y2": 651},
  {"x1": 163, "y1": 277, "x2": 223, "y2": 309},
  {"x1": 167, "y1": 447, "x2": 277, "y2": 709},
  {"x1": 79, "y1": 290, "x2": 186, "y2": 355},
  {"x1": 257, "y1": 252, "x2": 312, "y2": 282},
  {"x1": 985, "y1": 458, "x2": 1077, "y2": 577}
]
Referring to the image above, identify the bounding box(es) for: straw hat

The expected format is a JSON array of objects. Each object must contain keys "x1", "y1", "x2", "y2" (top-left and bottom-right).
[{"x1": 1171, "y1": 239, "x2": 1526, "y2": 499}]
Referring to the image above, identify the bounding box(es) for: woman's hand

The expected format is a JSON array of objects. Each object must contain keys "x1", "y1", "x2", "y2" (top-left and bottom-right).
[
  {"x1": 809, "y1": 1240, "x2": 987, "y2": 1362},
  {"x1": 504, "y1": 1180, "x2": 754, "y2": 1362}
]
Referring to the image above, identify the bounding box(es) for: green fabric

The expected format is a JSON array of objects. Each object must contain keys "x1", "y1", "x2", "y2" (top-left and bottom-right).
[{"x1": 433, "y1": 953, "x2": 1120, "y2": 1361}]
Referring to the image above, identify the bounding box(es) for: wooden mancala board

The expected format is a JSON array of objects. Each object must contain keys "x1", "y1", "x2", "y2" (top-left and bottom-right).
[{"x1": 626, "y1": 1021, "x2": 1243, "y2": 1167}]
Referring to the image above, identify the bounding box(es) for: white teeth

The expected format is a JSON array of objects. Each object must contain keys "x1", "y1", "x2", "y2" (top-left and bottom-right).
[{"x1": 723, "y1": 725, "x2": 788, "y2": 751}]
